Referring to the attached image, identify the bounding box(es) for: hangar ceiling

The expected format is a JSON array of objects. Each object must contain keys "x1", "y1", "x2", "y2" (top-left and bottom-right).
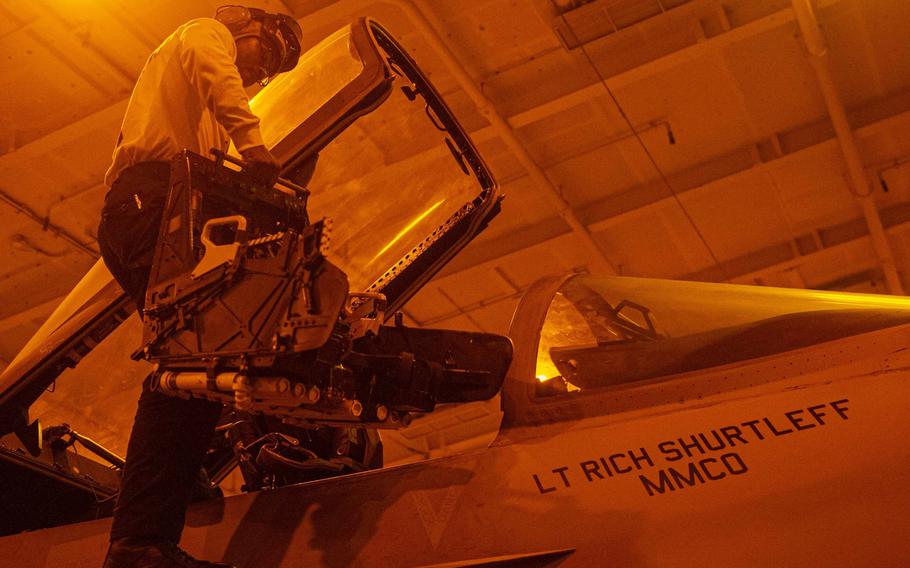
[{"x1": 2, "y1": 0, "x2": 910, "y2": 463}]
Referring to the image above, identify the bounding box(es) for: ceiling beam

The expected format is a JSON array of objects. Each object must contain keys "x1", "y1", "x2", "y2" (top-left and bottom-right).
[
  {"x1": 289, "y1": 0, "x2": 848, "y2": 279},
  {"x1": 0, "y1": 0, "x2": 838, "y2": 188},
  {"x1": 434, "y1": 99, "x2": 910, "y2": 283},
  {"x1": 711, "y1": 212, "x2": 910, "y2": 285},
  {"x1": 601, "y1": 0, "x2": 841, "y2": 92},
  {"x1": 791, "y1": 0, "x2": 903, "y2": 294},
  {"x1": 1, "y1": 0, "x2": 838, "y2": 174},
  {"x1": 0, "y1": 0, "x2": 881, "y2": 302},
  {"x1": 0, "y1": 3, "x2": 135, "y2": 98},
  {"x1": 0, "y1": 188, "x2": 99, "y2": 258},
  {"x1": 0, "y1": 101, "x2": 123, "y2": 257},
  {"x1": 0, "y1": 101, "x2": 126, "y2": 167},
  {"x1": 456, "y1": 0, "x2": 844, "y2": 146},
  {"x1": 387, "y1": 0, "x2": 617, "y2": 275}
]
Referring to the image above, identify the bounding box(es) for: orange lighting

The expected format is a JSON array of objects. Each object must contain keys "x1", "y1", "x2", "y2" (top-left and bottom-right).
[{"x1": 371, "y1": 198, "x2": 445, "y2": 262}]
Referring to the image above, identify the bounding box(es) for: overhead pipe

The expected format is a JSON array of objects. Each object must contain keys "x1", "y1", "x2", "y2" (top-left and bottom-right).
[
  {"x1": 374, "y1": 0, "x2": 617, "y2": 275},
  {"x1": 0, "y1": 188, "x2": 99, "y2": 259},
  {"x1": 791, "y1": 0, "x2": 904, "y2": 294}
]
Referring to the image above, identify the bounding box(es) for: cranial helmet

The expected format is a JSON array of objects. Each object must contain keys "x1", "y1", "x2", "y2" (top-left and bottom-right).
[{"x1": 215, "y1": 5, "x2": 303, "y2": 80}]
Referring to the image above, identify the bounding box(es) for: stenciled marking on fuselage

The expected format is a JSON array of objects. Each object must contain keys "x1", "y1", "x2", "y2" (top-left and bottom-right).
[{"x1": 530, "y1": 398, "x2": 850, "y2": 497}]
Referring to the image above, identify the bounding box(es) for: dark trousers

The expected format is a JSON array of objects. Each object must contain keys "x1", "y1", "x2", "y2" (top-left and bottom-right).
[{"x1": 98, "y1": 162, "x2": 223, "y2": 544}]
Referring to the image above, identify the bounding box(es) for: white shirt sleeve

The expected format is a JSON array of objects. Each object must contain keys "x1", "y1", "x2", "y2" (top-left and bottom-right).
[{"x1": 177, "y1": 19, "x2": 264, "y2": 152}]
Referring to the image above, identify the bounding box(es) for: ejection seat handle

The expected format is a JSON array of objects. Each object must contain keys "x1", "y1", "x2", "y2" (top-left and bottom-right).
[{"x1": 191, "y1": 215, "x2": 248, "y2": 279}]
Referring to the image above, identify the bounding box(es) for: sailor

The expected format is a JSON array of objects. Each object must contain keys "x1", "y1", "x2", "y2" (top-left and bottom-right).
[{"x1": 98, "y1": 6, "x2": 301, "y2": 567}]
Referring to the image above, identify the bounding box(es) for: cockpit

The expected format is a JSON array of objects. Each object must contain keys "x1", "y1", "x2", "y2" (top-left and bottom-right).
[{"x1": 534, "y1": 274, "x2": 910, "y2": 396}]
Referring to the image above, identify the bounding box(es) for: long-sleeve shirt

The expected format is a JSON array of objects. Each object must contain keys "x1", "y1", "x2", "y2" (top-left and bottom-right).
[{"x1": 104, "y1": 18, "x2": 263, "y2": 187}]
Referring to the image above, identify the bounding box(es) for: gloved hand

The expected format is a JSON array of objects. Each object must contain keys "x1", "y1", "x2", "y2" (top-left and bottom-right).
[{"x1": 240, "y1": 144, "x2": 281, "y2": 187}]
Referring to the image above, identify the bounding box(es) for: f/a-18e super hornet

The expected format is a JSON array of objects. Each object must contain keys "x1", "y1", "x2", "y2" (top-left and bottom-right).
[{"x1": 2, "y1": 16, "x2": 910, "y2": 568}]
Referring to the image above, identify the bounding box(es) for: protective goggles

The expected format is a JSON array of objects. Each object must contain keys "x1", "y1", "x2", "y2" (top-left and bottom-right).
[{"x1": 215, "y1": 5, "x2": 302, "y2": 85}]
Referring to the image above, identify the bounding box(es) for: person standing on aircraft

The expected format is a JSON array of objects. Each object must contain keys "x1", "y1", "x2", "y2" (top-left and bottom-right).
[{"x1": 97, "y1": 6, "x2": 302, "y2": 567}]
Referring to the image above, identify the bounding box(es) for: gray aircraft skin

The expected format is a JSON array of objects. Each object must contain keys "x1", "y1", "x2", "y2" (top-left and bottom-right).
[
  {"x1": 2, "y1": 272, "x2": 910, "y2": 566},
  {"x1": 2, "y1": 17, "x2": 910, "y2": 568}
]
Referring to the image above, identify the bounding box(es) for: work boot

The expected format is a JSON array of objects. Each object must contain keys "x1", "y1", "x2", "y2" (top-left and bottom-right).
[{"x1": 102, "y1": 538, "x2": 236, "y2": 568}]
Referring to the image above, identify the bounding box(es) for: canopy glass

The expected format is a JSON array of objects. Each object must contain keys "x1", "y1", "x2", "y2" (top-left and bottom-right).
[{"x1": 535, "y1": 275, "x2": 910, "y2": 394}]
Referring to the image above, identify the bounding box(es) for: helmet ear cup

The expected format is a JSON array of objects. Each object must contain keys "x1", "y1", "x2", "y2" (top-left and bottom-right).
[{"x1": 273, "y1": 15, "x2": 302, "y2": 72}]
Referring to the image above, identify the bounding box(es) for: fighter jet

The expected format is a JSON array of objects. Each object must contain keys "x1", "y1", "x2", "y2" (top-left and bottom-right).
[{"x1": 1, "y1": 16, "x2": 909, "y2": 568}]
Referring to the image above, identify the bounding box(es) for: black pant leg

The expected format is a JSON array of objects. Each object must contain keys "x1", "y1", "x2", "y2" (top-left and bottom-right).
[
  {"x1": 97, "y1": 224, "x2": 153, "y2": 312},
  {"x1": 100, "y1": 164, "x2": 224, "y2": 544},
  {"x1": 110, "y1": 376, "x2": 223, "y2": 543},
  {"x1": 97, "y1": 162, "x2": 169, "y2": 311}
]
